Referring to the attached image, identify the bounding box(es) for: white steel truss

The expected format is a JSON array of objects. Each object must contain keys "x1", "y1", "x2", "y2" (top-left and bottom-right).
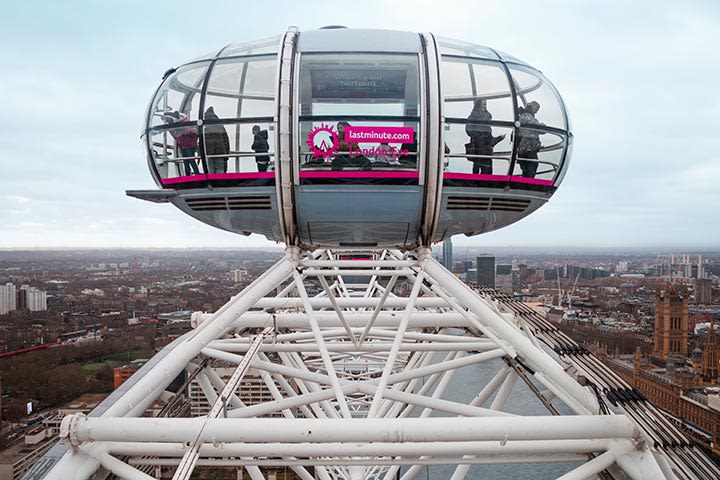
[{"x1": 42, "y1": 247, "x2": 701, "y2": 479}]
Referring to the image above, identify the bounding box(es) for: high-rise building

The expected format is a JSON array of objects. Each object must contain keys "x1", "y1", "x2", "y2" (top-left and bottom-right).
[
  {"x1": 695, "y1": 278, "x2": 713, "y2": 305},
  {"x1": 653, "y1": 284, "x2": 689, "y2": 361},
  {"x1": 697, "y1": 254, "x2": 705, "y2": 279},
  {"x1": 441, "y1": 238, "x2": 453, "y2": 271},
  {"x1": 231, "y1": 269, "x2": 247, "y2": 283},
  {"x1": 0, "y1": 283, "x2": 17, "y2": 315},
  {"x1": 25, "y1": 286, "x2": 47, "y2": 312},
  {"x1": 476, "y1": 255, "x2": 495, "y2": 288},
  {"x1": 495, "y1": 264, "x2": 513, "y2": 294},
  {"x1": 14, "y1": 285, "x2": 47, "y2": 312}
]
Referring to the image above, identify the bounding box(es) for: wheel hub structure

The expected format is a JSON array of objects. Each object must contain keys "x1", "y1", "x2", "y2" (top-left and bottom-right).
[{"x1": 35, "y1": 248, "x2": 718, "y2": 480}]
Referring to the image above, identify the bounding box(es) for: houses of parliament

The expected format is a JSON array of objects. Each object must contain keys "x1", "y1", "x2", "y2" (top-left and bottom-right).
[{"x1": 606, "y1": 283, "x2": 720, "y2": 456}]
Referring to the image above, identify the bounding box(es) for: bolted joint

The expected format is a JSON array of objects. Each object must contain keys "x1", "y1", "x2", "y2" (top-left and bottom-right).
[
  {"x1": 285, "y1": 246, "x2": 301, "y2": 263},
  {"x1": 60, "y1": 413, "x2": 86, "y2": 448},
  {"x1": 416, "y1": 247, "x2": 432, "y2": 261}
]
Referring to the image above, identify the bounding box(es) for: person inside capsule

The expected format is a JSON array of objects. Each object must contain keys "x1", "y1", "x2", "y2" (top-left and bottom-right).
[
  {"x1": 516, "y1": 101, "x2": 545, "y2": 178},
  {"x1": 162, "y1": 111, "x2": 200, "y2": 176},
  {"x1": 465, "y1": 99, "x2": 506, "y2": 175},
  {"x1": 332, "y1": 121, "x2": 370, "y2": 170}
]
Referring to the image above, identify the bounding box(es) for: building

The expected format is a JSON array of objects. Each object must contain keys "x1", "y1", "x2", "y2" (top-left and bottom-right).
[
  {"x1": 21, "y1": 286, "x2": 47, "y2": 312},
  {"x1": 495, "y1": 274, "x2": 513, "y2": 294},
  {"x1": 0, "y1": 394, "x2": 106, "y2": 480},
  {"x1": 441, "y1": 238, "x2": 453, "y2": 271},
  {"x1": 113, "y1": 360, "x2": 148, "y2": 389},
  {"x1": 607, "y1": 354, "x2": 720, "y2": 457},
  {"x1": 702, "y1": 325, "x2": 720, "y2": 384},
  {"x1": 0, "y1": 283, "x2": 17, "y2": 315},
  {"x1": 476, "y1": 255, "x2": 495, "y2": 288},
  {"x1": 653, "y1": 284, "x2": 689, "y2": 361},
  {"x1": 495, "y1": 264, "x2": 513, "y2": 294},
  {"x1": 188, "y1": 367, "x2": 282, "y2": 417},
  {"x1": 231, "y1": 269, "x2": 248, "y2": 283},
  {"x1": 695, "y1": 278, "x2": 713, "y2": 305}
]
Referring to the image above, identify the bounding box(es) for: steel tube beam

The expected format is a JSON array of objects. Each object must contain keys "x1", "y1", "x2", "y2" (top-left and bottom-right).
[
  {"x1": 252, "y1": 297, "x2": 450, "y2": 308},
  {"x1": 103, "y1": 439, "x2": 609, "y2": 458},
  {"x1": 355, "y1": 383, "x2": 513, "y2": 418},
  {"x1": 63, "y1": 415, "x2": 638, "y2": 444},
  {"x1": 206, "y1": 342, "x2": 492, "y2": 353},
  {"x1": 368, "y1": 270, "x2": 425, "y2": 417},
  {"x1": 303, "y1": 268, "x2": 416, "y2": 277},
  {"x1": 292, "y1": 270, "x2": 352, "y2": 418},
  {"x1": 129, "y1": 456, "x2": 588, "y2": 467},
  {"x1": 100, "y1": 251, "x2": 296, "y2": 418},
  {"x1": 382, "y1": 348, "x2": 506, "y2": 385},
  {"x1": 302, "y1": 260, "x2": 416, "y2": 268},
  {"x1": 555, "y1": 447, "x2": 627, "y2": 480},
  {"x1": 421, "y1": 252, "x2": 599, "y2": 415},
  {"x1": 99, "y1": 452, "x2": 156, "y2": 480}
]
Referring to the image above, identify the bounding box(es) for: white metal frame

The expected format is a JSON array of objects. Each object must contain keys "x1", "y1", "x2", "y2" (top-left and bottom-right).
[{"x1": 46, "y1": 248, "x2": 671, "y2": 480}]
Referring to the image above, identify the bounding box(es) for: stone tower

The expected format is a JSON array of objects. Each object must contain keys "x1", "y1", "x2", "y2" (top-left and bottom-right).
[{"x1": 653, "y1": 283, "x2": 688, "y2": 361}]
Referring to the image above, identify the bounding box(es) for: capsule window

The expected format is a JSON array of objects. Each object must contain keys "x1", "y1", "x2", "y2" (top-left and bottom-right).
[
  {"x1": 297, "y1": 53, "x2": 421, "y2": 173},
  {"x1": 217, "y1": 36, "x2": 281, "y2": 58},
  {"x1": 441, "y1": 58, "x2": 514, "y2": 122},
  {"x1": 511, "y1": 130, "x2": 566, "y2": 182},
  {"x1": 148, "y1": 62, "x2": 209, "y2": 129},
  {"x1": 201, "y1": 122, "x2": 275, "y2": 175},
  {"x1": 148, "y1": 125, "x2": 203, "y2": 180},
  {"x1": 204, "y1": 57, "x2": 277, "y2": 120},
  {"x1": 436, "y1": 37, "x2": 499, "y2": 60},
  {"x1": 444, "y1": 124, "x2": 513, "y2": 176},
  {"x1": 509, "y1": 65, "x2": 567, "y2": 130}
]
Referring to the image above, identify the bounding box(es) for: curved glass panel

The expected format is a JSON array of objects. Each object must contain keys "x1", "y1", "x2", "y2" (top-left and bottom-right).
[
  {"x1": 512, "y1": 129, "x2": 566, "y2": 182},
  {"x1": 204, "y1": 57, "x2": 277, "y2": 120},
  {"x1": 202, "y1": 122, "x2": 275, "y2": 175},
  {"x1": 149, "y1": 125, "x2": 203, "y2": 181},
  {"x1": 189, "y1": 48, "x2": 223, "y2": 63},
  {"x1": 436, "y1": 37, "x2": 499, "y2": 60},
  {"x1": 148, "y1": 62, "x2": 210, "y2": 129},
  {"x1": 297, "y1": 53, "x2": 420, "y2": 175},
  {"x1": 218, "y1": 36, "x2": 281, "y2": 58},
  {"x1": 444, "y1": 123, "x2": 513, "y2": 175},
  {"x1": 441, "y1": 58, "x2": 513, "y2": 121},
  {"x1": 299, "y1": 120, "x2": 420, "y2": 172},
  {"x1": 509, "y1": 65, "x2": 566, "y2": 130},
  {"x1": 494, "y1": 49, "x2": 529, "y2": 66}
]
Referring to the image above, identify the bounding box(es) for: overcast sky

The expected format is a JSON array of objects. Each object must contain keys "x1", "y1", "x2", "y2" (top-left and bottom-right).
[{"x1": 1, "y1": 1, "x2": 718, "y2": 249}]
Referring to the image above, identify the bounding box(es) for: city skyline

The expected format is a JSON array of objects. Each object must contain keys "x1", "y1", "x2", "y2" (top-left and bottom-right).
[{"x1": 2, "y1": 1, "x2": 719, "y2": 249}]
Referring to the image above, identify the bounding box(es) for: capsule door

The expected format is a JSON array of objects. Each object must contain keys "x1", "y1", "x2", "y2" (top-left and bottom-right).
[{"x1": 291, "y1": 51, "x2": 425, "y2": 249}]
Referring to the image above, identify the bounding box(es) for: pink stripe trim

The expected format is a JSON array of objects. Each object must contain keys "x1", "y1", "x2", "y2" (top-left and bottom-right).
[
  {"x1": 161, "y1": 174, "x2": 207, "y2": 185},
  {"x1": 443, "y1": 173, "x2": 510, "y2": 182},
  {"x1": 207, "y1": 172, "x2": 275, "y2": 180},
  {"x1": 299, "y1": 171, "x2": 419, "y2": 179},
  {"x1": 509, "y1": 176, "x2": 554, "y2": 186}
]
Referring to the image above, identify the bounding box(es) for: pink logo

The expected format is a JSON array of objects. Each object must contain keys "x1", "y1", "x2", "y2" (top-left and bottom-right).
[
  {"x1": 306, "y1": 123, "x2": 338, "y2": 161},
  {"x1": 345, "y1": 126, "x2": 414, "y2": 144}
]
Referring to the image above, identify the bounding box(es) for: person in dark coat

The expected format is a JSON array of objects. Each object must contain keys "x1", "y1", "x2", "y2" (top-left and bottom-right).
[
  {"x1": 516, "y1": 101, "x2": 545, "y2": 178},
  {"x1": 251, "y1": 125, "x2": 270, "y2": 172},
  {"x1": 203, "y1": 107, "x2": 230, "y2": 173},
  {"x1": 465, "y1": 99, "x2": 505, "y2": 174}
]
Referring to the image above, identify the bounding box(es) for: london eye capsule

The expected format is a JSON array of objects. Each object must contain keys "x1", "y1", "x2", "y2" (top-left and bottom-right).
[{"x1": 128, "y1": 27, "x2": 572, "y2": 250}]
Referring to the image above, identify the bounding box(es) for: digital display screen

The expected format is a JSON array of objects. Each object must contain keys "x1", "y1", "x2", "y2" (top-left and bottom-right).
[{"x1": 311, "y1": 69, "x2": 407, "y2": 99}]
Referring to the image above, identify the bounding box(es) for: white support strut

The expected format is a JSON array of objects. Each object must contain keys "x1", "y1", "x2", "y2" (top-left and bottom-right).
[{"x1": 43, "y1": 248, "x2": 675, "y2": 480}]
